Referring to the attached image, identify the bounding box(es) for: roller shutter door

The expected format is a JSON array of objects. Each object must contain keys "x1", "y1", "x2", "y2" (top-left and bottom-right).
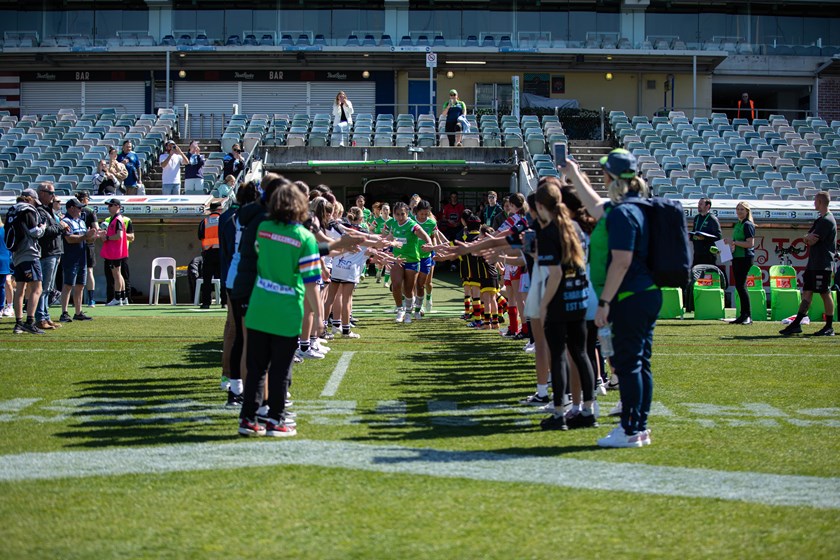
[
  {"x1": 174, "y1": 82, "x2": 239, "y2": 138},
  {"x1": 241, "y1": 82, "x2": 307, "y2": 116},
  {"x1": 20, "y1": 82, "x2": 82, "y2": 116},
  {"x1": 84, "y1": 82, "x2": 145, "y2": 114}
]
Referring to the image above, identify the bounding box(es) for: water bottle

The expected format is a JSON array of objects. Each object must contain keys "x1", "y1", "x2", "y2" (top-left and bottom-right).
[{"x1": 598, "y1": 325, "x2": 614, "y2": 358}]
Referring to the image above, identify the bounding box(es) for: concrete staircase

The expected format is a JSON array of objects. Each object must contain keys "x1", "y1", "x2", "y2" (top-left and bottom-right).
[
  {"x1": 141, "y1": 138, "x2": 221, "y2": 195},
  {"x1": 569, "y1": 140, "x2": 615, "y2": 197}
]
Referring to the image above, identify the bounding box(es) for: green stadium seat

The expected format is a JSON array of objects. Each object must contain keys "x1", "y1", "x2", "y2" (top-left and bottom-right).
[
  {"x1": 658, "y1": 287, "x2": 684, "y2": 319},
  {"x1": 734, "y1": 265, "x2": 767, "y2": 321},
  {"x1": 693, "y1": 269, "x2": 725, "y2": 320}
]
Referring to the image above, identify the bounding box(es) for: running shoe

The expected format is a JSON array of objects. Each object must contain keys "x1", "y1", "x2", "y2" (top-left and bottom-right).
[
  {"x1": 226, "y1": 390, "x2": 244, "y2": 407},
  {"x1": 395, "y1": 307, "x2": 406, "y2": 323},
  {"x1": 520, "y1": 393, "x2": 551, "y2": 405},
  {"x1": 640, "y1": 429, "x2": 652, "y2": 446},
  {"x1": 606, "y1": 374, "x2": 620, "y2": 391},
  {"x1": 403, "y1": 312, "x2": 412, "y2": 324},
  {"x1": 59, "y1": 311, "x2": 73, "y2": 323},
  {"x1": 1, "y1": 305, "x2": 12, "y2": 317},
  {"x1": 596, "y1": 378, "x2": 608, "y2": 396},
  {"x1": 21, "y1": 321, "x2": 45, "y2": 335},
  {"x1": 13, "y1": 321, "x2": 25, "y2": 334},
  {"x1": 342, "y1": 331, "x2": 361, "y2": 339},
  {"x1": 121, "y1": 298, "x2": 129, "y2": 306},
  {"x1": 597, "y1": 427, "x2": 645, "y2": 448},
  {"x1": 238, "y1": 418, "x2": 266, "y2": 437},
  {"x1": 424, "y1": 298, "x2": 432, "y2": 313},
  {"x1": 540, "y1": 414, "x2": 568, "y2": 431},
  {"x1": 812, "y1": 326, "x2": 835, "y2": 336},
  {"x1": 314, "y1": 342, "x2": 331, "y2": 353},
  {"x1": 779, "y1": 323, "x2": 803, "y2": 336},
  {"x1": 608, "y1": 401, "x2": 623, "y2": 416},
  {"x1": 73, "y1": 312, "x2": 93, "y2": 321},
  {"x1": 302, "y1": 348, "x2": 325, "y2": 359},
  {"x1": 384, "y1": 280, "x2": 391, "y2": 289},
  {"x1": 565, "y1": 412, "x2": 599, "y2": 429},
  {"x1": 265, "y1": 419, "x2": 297, "y2": 437},
  {"x1": 524, "y1": 342, "x2": 535, "y2": 353},
  {"x1": 538, "y1": 402, "x2": 556, "y2": 413},
  {"x1": 466, "y1": 320, "x2": 482, "y2": 328},
  {"x1": 106, "y1": 299, "x2": 121, "y2": 306}
]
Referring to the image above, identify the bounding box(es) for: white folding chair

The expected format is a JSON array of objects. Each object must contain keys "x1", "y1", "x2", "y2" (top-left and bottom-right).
[{"x1": 149, "y1": 257, "x2": 177, "y2": 305}]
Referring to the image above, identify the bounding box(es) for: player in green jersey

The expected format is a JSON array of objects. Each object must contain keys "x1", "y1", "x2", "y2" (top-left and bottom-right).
[
  {"x1": 385, "y1": 202, "x2": 432, "y2": 324},
  {"x1": 372, "y1": 202, "x2": 390, "y2": 284},
  {"x1": 412, "y1": 199, "x2": 446, "y2": 319}
]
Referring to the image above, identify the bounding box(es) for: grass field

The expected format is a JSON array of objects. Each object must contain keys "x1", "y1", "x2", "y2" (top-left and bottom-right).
[{"x1": 1, "y1": 271, "x2": 839, "y2": 559}]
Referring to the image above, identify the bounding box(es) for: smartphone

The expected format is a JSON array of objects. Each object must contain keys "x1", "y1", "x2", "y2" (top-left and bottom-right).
[
  {"x1": 553, "y1": 142, "x2": 567, "y2": 168},
  {"x1": 523, "y1": 230, "x2": 537, "y2": 253}
]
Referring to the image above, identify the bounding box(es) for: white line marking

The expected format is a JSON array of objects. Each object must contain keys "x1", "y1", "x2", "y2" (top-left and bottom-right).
[
  {"x1": 321, "y1": 352, "x2": 355, "y2": 397},
  {"x1": 0, "y1": 440, "x2": 837, "y2": 509}
]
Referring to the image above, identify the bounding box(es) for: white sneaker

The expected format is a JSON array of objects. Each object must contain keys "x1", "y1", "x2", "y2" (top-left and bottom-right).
[
  {"x1": 524, "y1": 342, "x2": 535, "y2": 353},
  {"x1": 106, "y1": 299, "x2": 121, "y2": 306},
  {"x1": 384, "y1": 281, "x2": 391, "y2": 289},
  {"x1": 640, "y1": 428, "x2": 652, "y2": 446},
  {"x1": 424, "y1": 298, "x2": 432, "y2": 313},
  {"x1": 294, "y1": 354, "x2": 303, "y2": 364},
  {"x1": 121, "y1": 298, "x2": 129, "y2": 306},
  {"x1": 313, "y1": 342, "x2": 330, "y2": 354},
  {"x1": 342, "y1": 331, "x2": 361, "y2": 339},
  {"x1": 597, "y1": 426, "x2": 646, "y2": 448},
  {"x1": 413, "y1": 310, "x2": 422, "y2": 320},
  {"x1": 538, "y1": 402, "x2": 556, "y2": 413},
  {"x1": 294, "y1": 348, "x2": 305, "y2": 360},
  {"x1": 608, "y1": 401, "x2": 622, "y2": 416},
  {"x1": 395, "y1": 307, "x2": 406, "y2": 323},
  {"x1": 302, "y1": 348, "x2": 325, "y2": 359},
  {"x1": 403, "y1": 312, "x2": 412, "y2": 324}
]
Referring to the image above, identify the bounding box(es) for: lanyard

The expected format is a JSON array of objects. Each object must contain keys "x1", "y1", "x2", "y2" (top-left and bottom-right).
[{"x1": 696, "y1": 213, "x2": 709, "y2": 233}]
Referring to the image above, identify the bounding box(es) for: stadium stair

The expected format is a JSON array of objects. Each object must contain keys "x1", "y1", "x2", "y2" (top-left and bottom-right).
[
  {"x1": 144, "y1": 139, "x2": 220, "y2": 195},
  {"x1": 570, "y1": 140, "x2": 611, "y2": 195}
]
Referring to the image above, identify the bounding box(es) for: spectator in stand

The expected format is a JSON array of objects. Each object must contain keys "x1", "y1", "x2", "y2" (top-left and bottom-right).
[
  {"x1": 197, "y1": 201, "x2": 224, "y2": 309},
  {"x1": 117, "y1": 140, "x2": 143, "y2": 195},
  {"x1": 440, "y1": 192, "x2": 465, "y2": 244},
  {"x1": 481, "y1": 190, "x2": 504, "y2": 227},
  {"x1": 184, "y1": 140, "x2": 206, "y2": 194},
  {"x1": 223, "y1": 143, "x2": 247, "y2": 181},
  {"x1": 34, "y1": 182, "x2": 67, "y2": 331},
  {"x1": 100, "y1": 199, "x2": 129, "y2": 306},
  {"x1": 94, "y1": 155, "x2": 125, "y2": 196},
  {"x1": 58, "y1": 198, "x2": 93, "y2": 322},
  {"x1": 780, "y1": 191, "x2": 837, "y2": 336},
  {"x1": 737, "y1": 92, "x2": 756, "y2": 124},
  {"x1": 0, "y1": 216, "x2": 13, "y2": 318},
  {"x1": 75, "y1": 191, "x2": 98, "y2": 307},
  {"x1": 441, "y1": 89, "x2": 467, "y2": 146},
  {"x1": 332, "y1": 91, "x2": 354, "y2": 147},
  {"x1": 160, "y1": 140, "x2": 186, "y2": 196},
  {"x1": 9, "y1": 189, "x2": 46, "y2": 334}
]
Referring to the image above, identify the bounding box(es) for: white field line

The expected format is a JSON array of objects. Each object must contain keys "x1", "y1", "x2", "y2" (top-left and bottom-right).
[
  {"x1": 0, "y1": 439, "x2": 838, "y2": 509},
  {"x1": 321, "y1": 351, "x2": 355, "y2": 397}
]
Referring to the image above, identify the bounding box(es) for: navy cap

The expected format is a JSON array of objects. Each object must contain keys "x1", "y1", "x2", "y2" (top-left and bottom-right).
[{"x1": 599, "y1": 148, "x2": 637, "y2": 179}]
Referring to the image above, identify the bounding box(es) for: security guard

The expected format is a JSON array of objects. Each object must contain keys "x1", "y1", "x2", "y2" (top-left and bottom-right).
[{"x1": 197, "y1": 201, "x2": 225, "y2": 308}]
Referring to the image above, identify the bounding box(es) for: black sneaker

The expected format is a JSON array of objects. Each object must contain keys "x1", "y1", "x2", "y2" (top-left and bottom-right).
[
  {"x1": 13, "y1": 321, "x2": 25, "y2": 334},
  {"x1": 566, "y1": 412, "x2": 599, "y2": 429},
  {"x1": 779, "y1": 323, "x2": 803, "y2": 336},
  {"x1": 540, "y1": 414, "x2": 568, "y2": 431},
  {"x1": 59, "y1": 312, "x2": 73, "y2": 323},
  {"x1": 520, "y1": 392, "x2": 551, "y2": 405},
  {"x1": 812, "y1": 326, "x2": 835, "y2": 337},
  {"x1": 21, "y1": 321, "x2": 45, "y2": 335},
  {"x1": 73, "y1": 312, "x2": 93, "y2": 321},
  {"x1": 226, "y1": 390, "x2": 244, "y2": 407}
]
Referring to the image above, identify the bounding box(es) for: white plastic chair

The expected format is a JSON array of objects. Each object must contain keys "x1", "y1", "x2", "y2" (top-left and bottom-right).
[
  {"x1": 194, "y1": 277, "x2": 221, "y2": 306},
  {"x1": 149, "y1": 257, "x2": 177, "y2": 305}
]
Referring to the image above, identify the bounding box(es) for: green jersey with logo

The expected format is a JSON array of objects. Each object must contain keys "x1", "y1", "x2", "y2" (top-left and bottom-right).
[
  {"x1": 389, "y1": 218, "x2": 422, "y2": 262},
  {"x1": 245, "y1": 221, "x2": 321, "y2": 337},
  {"x1": 374, "y1": 216, "x2": 387, "y2": 234},
  {"x1": 416, "y1": 216, "x2": 437, "y2": 258}
]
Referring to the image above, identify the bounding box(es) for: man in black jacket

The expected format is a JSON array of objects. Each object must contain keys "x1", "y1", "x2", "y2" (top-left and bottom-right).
[
  {"x1": 690, "y1": 197, "x2": 722, "y2": 268},
  {"x1": 34, "y1": 182, "x2": 68, "y2": 330}
]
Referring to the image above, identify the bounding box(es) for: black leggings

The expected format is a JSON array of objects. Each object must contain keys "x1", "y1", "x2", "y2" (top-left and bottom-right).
[
  {"x1": 732, "y1": 256, "x2": 753, "y2": 319},
  {"x1": 445, "y1": 121, "x2": 460, "y2": 146},
  {"x1": 239, "y1": 329, "x2": 297, "y2": 423},
  {"x1": 543, "y1": 318, "x2": 595, "y2": 407},
  {"x1": 227, "y1": 291, "x2": 245, "y2": 380}
]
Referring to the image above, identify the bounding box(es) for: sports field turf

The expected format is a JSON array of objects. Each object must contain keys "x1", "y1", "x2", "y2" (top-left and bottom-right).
[{"x1": 1, "y1": 272, "x2": 838, "y2": 559}]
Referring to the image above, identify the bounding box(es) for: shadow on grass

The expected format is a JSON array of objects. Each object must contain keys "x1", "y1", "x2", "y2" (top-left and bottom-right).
[{"x1": 56, "y1": 341, "x2": 230, "y2": 448}]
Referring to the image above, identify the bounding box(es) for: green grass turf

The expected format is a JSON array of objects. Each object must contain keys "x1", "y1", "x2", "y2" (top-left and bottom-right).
[{"x1": 0, "y1": 271, "x2": 838, "y2": 558}]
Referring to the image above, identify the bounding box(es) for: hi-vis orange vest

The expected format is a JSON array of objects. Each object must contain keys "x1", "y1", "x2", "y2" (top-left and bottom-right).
[
  {"x1": 201, "y1": 213, "x2": 220, "y2": 250},
  {"x1": 737, "y1": 99, "x2": 755, "y2": 121}
]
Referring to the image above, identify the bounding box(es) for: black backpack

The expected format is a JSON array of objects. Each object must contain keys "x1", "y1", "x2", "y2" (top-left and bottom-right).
[
  {"x1": 4, "y1": 205, "x2": 32, "y2": 253},
  {"x1": 624, "y1": 197, "x2": 692, "y2": 288}
]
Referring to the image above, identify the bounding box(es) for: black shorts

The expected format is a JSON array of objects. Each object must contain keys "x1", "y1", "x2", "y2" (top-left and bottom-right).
[
  {"x1": 104, "y1": 258, "x2": 126, "y2": 270},
  {"x1": 13, "y1": 260, "x2": 42, "y2": 283},
  {"x1": 803, "y1": 270, "x2": 832, "y2": 294},
  {"x1": 480, "y1": 276, "x2": 500, "y2": 293},
  {"x1": 86, "y1": 244, "x2": 97, "y2": 268}
]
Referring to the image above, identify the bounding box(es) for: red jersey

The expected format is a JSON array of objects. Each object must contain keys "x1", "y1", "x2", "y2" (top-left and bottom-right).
[{"x1": 441, "y1": 202, "x2": 465, "y2": 228}]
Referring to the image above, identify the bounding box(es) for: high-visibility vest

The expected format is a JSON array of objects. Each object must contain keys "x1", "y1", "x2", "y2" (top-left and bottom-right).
[
  {"x1": 201, "y1": 213, "x2": 220, "y2": 250},
  {"x1": 737, "y1": 99, "x2": 755, "y2": 121}
]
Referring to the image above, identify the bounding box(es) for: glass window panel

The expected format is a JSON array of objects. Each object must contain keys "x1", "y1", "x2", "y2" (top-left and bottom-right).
[
  {"x1": 332, "y1": 9, "x2": 384, "y2": 39},
  {"x1": 596, "y1": 12, "x2": 619, "y2": 34},
  {"x1": 66, "y1": 10, "x2": 94, "y2": 36},
  {"x1": 194, "y1": 10, "x2": 224, "y2": 41},
  {"x1": 646, "y1": 13, "x2": 699, "y2": 43},
  {"x1": 803, "y1": 17, "x2": 830, "y2": 46},
  {"x1": 775, "y1": 16, "x2": 803, "y2": 45},
  {"x1": 568, "y1": 11, "x2": 596, "y2": 43},
  {"x1": 224, "y1": 9, "x2": 252, "y2": 39},
  {"x1": 251, "y1": 10, "x2": 277, "y2": 35},
  {"x1": 408, "y1": 9, "x2": 461, "y2": 43}
]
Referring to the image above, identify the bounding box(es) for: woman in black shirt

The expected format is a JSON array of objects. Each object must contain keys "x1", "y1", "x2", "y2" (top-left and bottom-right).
[{"x1": 536, "y1": 179, "x2": 597, "y2": 431}]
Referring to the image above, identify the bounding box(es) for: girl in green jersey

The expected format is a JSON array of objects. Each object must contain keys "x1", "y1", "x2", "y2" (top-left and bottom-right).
[{"x1": 385, "y1": 202, "x2": 432, "y2": 324}]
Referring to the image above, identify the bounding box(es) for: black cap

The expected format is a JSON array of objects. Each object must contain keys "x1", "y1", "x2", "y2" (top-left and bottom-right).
[
  {"x1": 65, "y1": 198, "x2": 85, "y2": 210},
  {"x1": 105, "y1": 198, "x2": 122, "y2": 206}
]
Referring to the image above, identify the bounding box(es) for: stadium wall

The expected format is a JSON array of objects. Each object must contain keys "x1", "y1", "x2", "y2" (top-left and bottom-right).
[{"x1": 818, "y1": 76, "x2": 840, "y2": 122}]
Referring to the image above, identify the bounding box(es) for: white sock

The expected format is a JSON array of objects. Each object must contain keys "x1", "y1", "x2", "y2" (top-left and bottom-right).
[
  {"x1": 229, "y1": 379, "x2": 243, "y2": 395},
  {"x1": 536, "y1": 384, "x2": 549, "y2": 397}
]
